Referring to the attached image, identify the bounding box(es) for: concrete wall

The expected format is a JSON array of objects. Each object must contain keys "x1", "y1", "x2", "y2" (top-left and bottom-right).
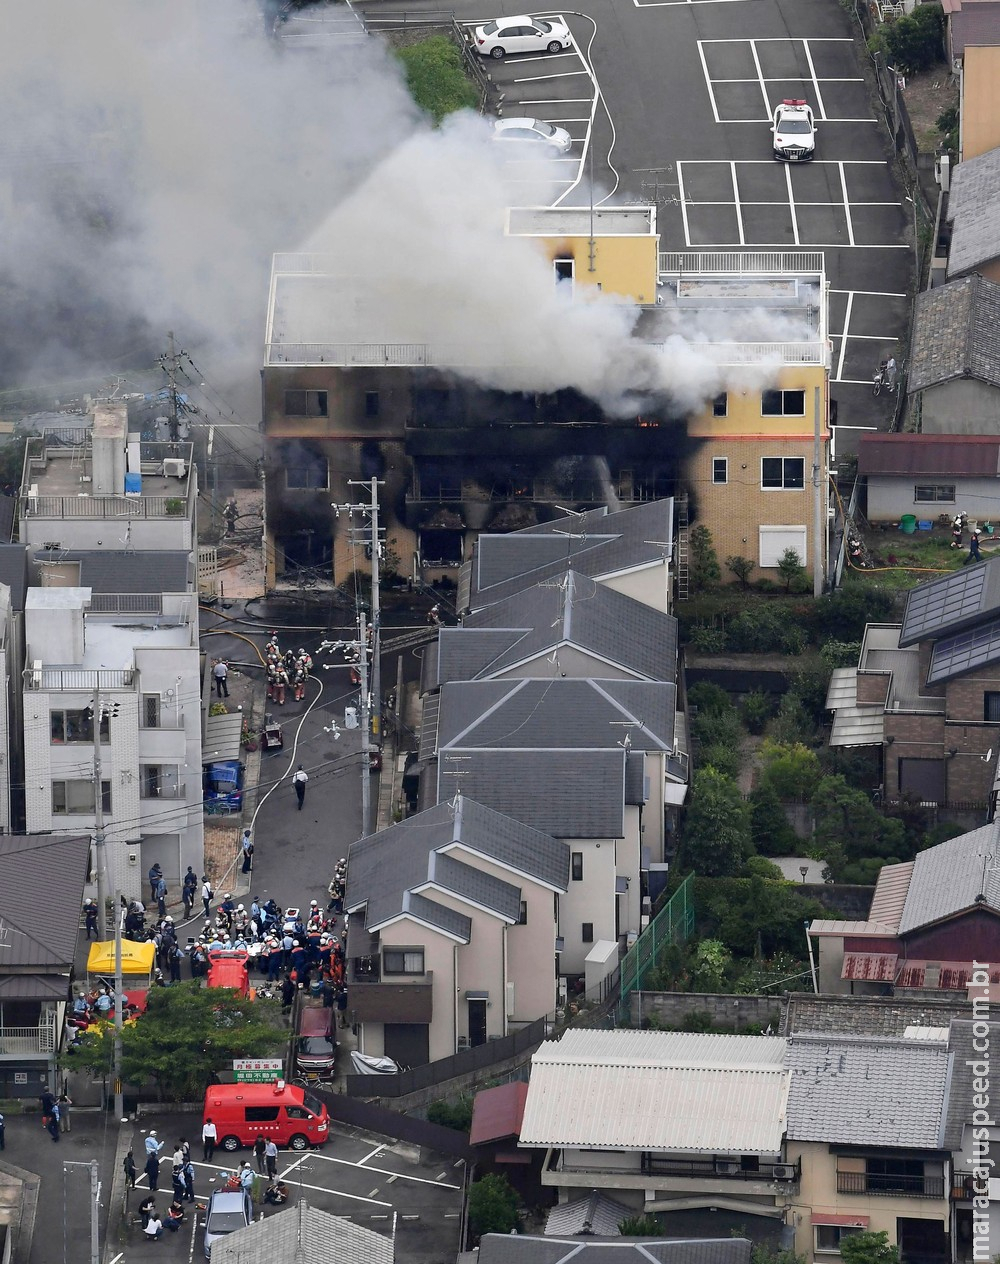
[
  {"x1": 866, "y1": 475, "x2": 1000, "y2": 522},
  {"x1": 919, "y1": 378, "x2": 1000, "y2": 434},
  {"x1": 631, "y1": 991, "x2": 784, "y2": 1031}
]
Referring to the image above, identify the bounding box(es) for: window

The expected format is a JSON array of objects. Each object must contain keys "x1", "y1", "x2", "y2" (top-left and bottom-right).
[
  {"x1": 712, "y1": 392, "x2": 728, "y2": 417},
  {"x1": 759, "y1": 526, "x2": 807, "y2": 568},
  {"x1": 986, "y1": 693, "x2": 1000, "y2": 723},
  {"x1": 364, "y1": 391, "x2": 380, "y2": 418},
  {"x1": 761, "y1": 458, "x2": 805, "y2": 490},
  {"x1": 582, "y1": 923, "x2": 594, "y2": 943},
  {"x1": 554, "y1": 258, "x2": 574, "y2": 286},
  {"x1": 383, "y1": 949, "x2": 424, "y2": 975},
  {"x1": 244, "y1": 1106, "x2": 279, "y2": 1123},
  {"x1": 914, "y1": 484, "x2": 955, "y2": 503},
  {"x1": 571, "y1": 852, "x2": 584, "y2": 881},
  {"x1": 142, "y1": 695, "x2": 160, "y2": 729},
  {"x1": 284, "y1": 390, "x2": 328, "y2": 418},
  {"x1": 815, "y1": 1226, "x2": 863, "y2": 1254},
  {"x1": 517, "y1": 900, "x2": 528, "y2": 925},
  {"x1": 286, "y1": 450, "x2": 329, "y2": 490},
  {"x1": 53, "y1": 780, "x2": 111, "y2": 815},
  {"x1": 141, "y1": 765, "x2": 161, "y2": 799},
  {"x1": 712, "y1": 457, "x2": 728, "y2": 485},
  {"x1": 286, "y1": 1106, "x2": 310, "y2": 1119},
  {"x1": 761, "y1": 389, "x2": 805, "y2": 416},
  {"x1": 50, "y1": 709, "x2": 109, "y2": 744}
]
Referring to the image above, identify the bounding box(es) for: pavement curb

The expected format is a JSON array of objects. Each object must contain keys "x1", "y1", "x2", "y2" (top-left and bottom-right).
[
  {"x1": 102, "y1": 1121, "x2": 135, "y2": 1264},
  {"x1": 0, "y1": 1154, "x2": 39, "y2": 1264}
]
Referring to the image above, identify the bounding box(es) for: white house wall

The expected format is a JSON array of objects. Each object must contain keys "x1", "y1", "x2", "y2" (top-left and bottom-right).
[
  {"x1": 601, "y1": 562, "x2": 671, "y2": 615},
  {"x1": 559, "y1": 838, "x2": 619, "y2": 974},
  {"x1": 866, "y1": 475, "x2": 1000, "y2": 522},
  {"x1": 376, "y1": 920, "x2": 456, "y2": 1064}
]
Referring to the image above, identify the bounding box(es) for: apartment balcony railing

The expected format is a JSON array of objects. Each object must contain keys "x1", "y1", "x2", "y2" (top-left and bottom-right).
[
  {"x1": 24, "y1": 667, "x2": 134, "y2": 691},
  {"x1": 0, "y1": 1019, "x2": 58, "y2": 1056},
  {"x1": 837, "y1": 1171, "x2": 945, "y2": 1198},
  {"x1": 351, "y1": 957, "x2": 381, "y2": 984},
  {"x1": 642, "y1": 1155, "x2": 800, "y2": 1183},
  {"x1": 21, "y1": 495, "x2": 189, "y2": 520},
  {"x1": 659, "y1": 250, "x2": 825, "y2": 276}
]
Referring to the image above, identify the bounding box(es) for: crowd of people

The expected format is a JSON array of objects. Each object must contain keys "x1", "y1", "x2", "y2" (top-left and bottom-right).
[{"x1": 265, "y1": 636, "x2": 312, "y2": 705}]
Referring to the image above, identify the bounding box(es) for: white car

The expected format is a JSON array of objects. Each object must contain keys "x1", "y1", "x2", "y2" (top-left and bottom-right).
[
  {"x1": 492, "y1": 117, "x2": 573, "y2": 154},
  {"x1": 473, "y1": 14, "x2": 573, "y2": 59},
  {"x1": 771, "y1": 99, "x2": 816, "y2": 161}
]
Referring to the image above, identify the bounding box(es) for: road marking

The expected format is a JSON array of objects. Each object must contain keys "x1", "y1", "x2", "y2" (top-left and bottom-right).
[
  {"x1": 358, "y1": 1145, "x2": 385, "y2": 1165},
  {"x1": 511, "y1": 70, "x2": 590, "y2": 82},
  {"x1": 677, "y1": 163, "x2": 692, "y2": 248},
  {"x1": 277, "y1": 1154, "x2": 312, "y2": 1181},
  {"x1": 285, "y1": 1178, "x2": 392, "y2": 1206},
  {"x1": 748, "y1": 39, "x2": 772, "y2": 119},
  {"x1": 830, "y1": 288, "x2": 908, "y2": 297},
  {"x1": 838, "y1": 161, "x2": 855, "y2": 247},
  {"x1": 803, "y1": 39, "x2": 827, "y2": 120},
  {"x1": 710, "y1": 77, "x2": 865, "y2": 84},
  {"x1": 517, "y1": 97, "x2": 593, "y2": 103},
  {"x1": 836, "y1": 291, "x2": 853, "y2": 381},
  {"x1": 697, "y1": 41, "x2": 720, "y2": 124},
  {"x1": 304, "y1": 1151, "x2": 462, "y2": 1189},
  {"x1": 699, "y1": 36, "x2": 855, "y2": 41},
  {"x1": 731, "y1": 162, "x2": 745, "y2": 246},
  {"x1": 785, "y1": 162, "x2": 800, "y2": 245}
]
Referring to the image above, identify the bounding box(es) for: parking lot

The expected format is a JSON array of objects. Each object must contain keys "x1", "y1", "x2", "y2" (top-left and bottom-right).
[{"x1": 120, "y1": 1118, "x2": 464, "y2": 1264}]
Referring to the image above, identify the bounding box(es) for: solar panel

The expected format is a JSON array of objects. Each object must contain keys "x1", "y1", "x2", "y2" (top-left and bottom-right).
[
  {"x1": 927, "y1": 612, "x2": 1000, "y2": 683},
  {"x1": 899, "y1": 563, "x2": 991, "y2": 646}
]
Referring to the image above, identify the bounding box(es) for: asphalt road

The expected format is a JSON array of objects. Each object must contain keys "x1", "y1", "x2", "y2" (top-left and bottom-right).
[{"x1": 360, "y1": 0, "x2": 913, "y2": 448}]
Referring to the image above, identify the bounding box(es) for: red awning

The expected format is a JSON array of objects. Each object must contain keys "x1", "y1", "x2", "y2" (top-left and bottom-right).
[
  {"x1": 813, "y1": 1215, "x2": 870, "y2": 1228},
  {"x1": 896, "y1": 960, "x2": 977, "y2": 990},
  {"x1": 470, "y1": 1081, "x2": 529, "y2": 1147},
  {"x1": 842, "y1": 953, "x2": 897, "y2": 982}
]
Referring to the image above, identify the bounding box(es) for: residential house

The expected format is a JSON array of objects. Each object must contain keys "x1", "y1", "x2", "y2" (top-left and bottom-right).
[
  {"x1": 517, "y1": 1028, "x2": 953, "y2": 1263},
  {"x1": 470, "y1": 1081, "x2": 543, "y2": 1199},
  {"x1": 0, "y1": 834, "x2": 90, "y2": 1097},
  {"x1": 344, "y1": 795, "x2": 568, "y2": 1066},
  {"x1": 808, "y1": 824, "x2": 1000, "y2": 995},
  {"x1": 22, "y1": 584, "x2": 203, "y2": 901},
  {"x1": 946, "y1": 146, "x2": 1000, "y2": 283},
  {"x1": 825, "y1": 560, "x2": 1000, "y2": 807},
  {"x1": 943, "y1": 1018, "x2": 1000, "y2": 1260},
  {"x1": 959, "y1": 46, "x2": 1000, "y2": 161},
  {"x1": 543, "y1": 1191, "x2": 645, "y2": 1236},
  {"x1": 261, "y1": 210, "x2": 680, "y2": 590},
  {"x1": 945, "y1": 0, "x2": 1000, "y2": 73},
  {"x1": 474, "y1": 1236, "x2": 754, "y2": 1264},
  {"x1": 210, "y1": 1200, "x2": 392, "y2": 1264},
  {"x1": 18, "y1": 406, "x2": 197, "y2": 553},
  {"x1": 0, "y1": 547, "x2": 31, "y2": 832},
  {"x1": 658, "y1": 251, "x2": 830, "y2": 586},
  {"x1": 459, "y1": 500, "x2": 675, "y2": 617},
  {"x1": 906, "y1": 275, "x2": 1000, "y2": 434},
  {"x1": 858, "y1": 433, "x2": 1000, "y2": 522}
]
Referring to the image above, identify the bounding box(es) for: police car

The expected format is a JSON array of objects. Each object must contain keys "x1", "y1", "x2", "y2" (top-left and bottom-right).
[{"x1": 770, "y1": 99, "x2": 816, "y2": 161}]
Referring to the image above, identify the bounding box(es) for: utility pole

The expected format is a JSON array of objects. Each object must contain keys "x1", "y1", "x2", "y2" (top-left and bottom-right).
[
  {"x1": 63, "y1": 1160, "x2": 101, "y2": 1264},
  {"x1": 113, "y1": 887, "x2": 124, "y2": 1120},
  {"x1": 157, "y1": 331, "x2": 186, "y2": 442},
  {"x1": 333, "y1": 479, "x2": 385, "y2": 746},
  {"x1": 318, "y1": 611, "x2": 374, "y2": 836},
  {"x1": 92, "y1": 693, "x2": 107, "y2": 939}
]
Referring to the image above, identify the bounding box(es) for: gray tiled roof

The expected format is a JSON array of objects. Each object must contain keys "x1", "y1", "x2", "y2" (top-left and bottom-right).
[
  {"x1": 478, "y1": 1236, "x2": 753, "y2": 1264},
  {"x1": 345, "y1": 798, "x2": 569, "y2": 938},
  {"x1": 443, "y1": 570, "x2": 678, "y2": 684},
  {"x1": 950, "y1": 5, "x2": 1000, "y2": 57},
  {"x1": 435, "y1": 678, "x2": 676, "y2": 753},
  {"x1": 908, "y1": 274, "x2": 1000, "y2": 392},
  {"x1": 0, "y1": 835, "x2": 90, "y2": 970},
  {"x1": 899, "y1": 556, "x2": 1000, "y2": 646},
  {"x1": 545, "y1": 1192, "x2": 636, "y2": 1236},
  {"x1": 948, "y1": 145, "x2": 1000, "y2": 278},
  {"x1": 896, "y1": 824, "x2": 1000, "y2": 933},
  {"x1": 437, "y1": 748, "x2": 627, "y2": 838},
  {"x1": 32, "y1": 548, "x2": 193, "y2": 594},
  {"x1": 466, "y1": 500, "x2": 673, "y2": 612},
  {"x1": 784, "y1": 1034, "x2": 951, "y2": 1147},
  {"x1": 945, "y1": 1018, "x2": 1000, "y2": 1150},
  {"x1": 211, "y1": 1200, "x2": 392, "y2": 1264}
]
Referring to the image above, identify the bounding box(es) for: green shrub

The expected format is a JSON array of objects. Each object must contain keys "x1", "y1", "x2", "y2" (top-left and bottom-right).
[
  {"x1": 427, "y1": 1097, "x2": 473, "y2": 1132},
  {"x1": 745, "y1": 855, "x2": 785, "y2": 880},
  {"x1": 688, "y1": 682, "x2": 733, "y2": 716},
  {"x1": 690, "y1": 524, "x2": 721, "y2": 591},
  {"x1": 819, "y1": 639, "x2": 861, "y2": 670},
  {"x1": 758, "y1": 740, "x2": 821, "y2": 802},
  {"x1": 814, "y1": 586, "x2": 896, "y2": 641},
  {"x1": 727, "y1": 555, "x2": 754, "y2": 589},
  {"x1": 748, "y1": 784, "x2": 800, "y2": 856},
  {"x1": 688, "y1": 624, "x2": 727, "y2": 653},
  {"x1": 396, "y1": 36, "x2": 479, "y2": 124},
  {"x1": 468, "y1": 1174, "x2": 521, "y2": 1241},
  {"x1": 678, "y1": 1010, "x2": 715, "y2": 1032},
  {"x1": 620, "y1": 1215, "x2": 663, "y2": 1236},
  {"x1": 728, "y1": 606, "x2": 804, "y2": 654},
  {"x1": 741, "y1": 690, "x2": 772, "y2": 735}
]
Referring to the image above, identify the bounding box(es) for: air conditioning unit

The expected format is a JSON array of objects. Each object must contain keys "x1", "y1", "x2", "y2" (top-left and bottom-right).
[
  {"x1": 773, "y1": 1164, "x2": 797, "y2": 1181},
  {"x1": 30, "y1": 659, "x2": 42, "y2": 688},
  {"x1": 25, "y1": 483, "x2": 38, "y2": 513},
  {"x1": 716, "y1": 1160, "x2": 741, "y2": 1175},
  {"x1": 162, "y1": 458, "x2": 186, "y2": 479}
]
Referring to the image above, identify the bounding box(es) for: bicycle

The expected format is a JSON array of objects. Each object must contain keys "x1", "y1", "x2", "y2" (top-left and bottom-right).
[{"x1": 873, "y1": 358, "x2": 898, "y2": 396}]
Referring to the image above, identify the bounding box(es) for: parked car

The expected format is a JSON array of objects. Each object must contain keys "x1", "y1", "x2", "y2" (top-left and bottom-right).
[
  {"x1": 771, "y1": 99, "x2": 816, "y2": 161},
  {"x1": 492, "y1": 117, "x2": 573, "y2": 154},
  {"x1": 295, "y1": 1004, "x2": 337, "y2": 1079},
  {"x1": 202, "y1": 1080, "x2": 331, "y2": 1153},
  {"x1": 203, "y1": 1189, "x2": 252, "y2": 1258},
  {"x1": 473, "y1": 14, "x2": 572, "y2": 58}
]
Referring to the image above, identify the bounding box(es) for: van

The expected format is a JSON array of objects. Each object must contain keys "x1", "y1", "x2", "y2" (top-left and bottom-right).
[
  {"x1": 295, "y1": 1004, "x2": 336, "y2": 1079},
  {"x1": 202, "y1": 1081, "x2": 330, "y2": 1152},
  {"x1": 206, "y1": 949, "x2": 251, "y2": 999}
]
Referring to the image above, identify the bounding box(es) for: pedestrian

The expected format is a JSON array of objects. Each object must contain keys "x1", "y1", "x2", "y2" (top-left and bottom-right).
[
  {"x1": 253, "y1": 1133, "x2": 267, "y2": 1175},
  {"x1": 281, "y1": 973, "x2": 295, "y2": 1015},
  {"x1": 182, "y1": 1159, "x2": 196, "y2": 1203},
  {"x1": 138, "y1": 1194, "x2": 156, "y2": 1229},
  {"x1": 58, "y1": 1092, "x2": 72, "y2": 1133},
  {"x1": 164, "y1": 1200, "x2": 186, "y2": 1232},
  {"x1": 83, "y1": 898, "x2": 99, "y2": 940},
  {"x1": 213, "y1": 659, "x2": 229, "y2": 698},
  {"x1": 241, "y1": 828, "x2": 254, "y2": 875},
  {"x1": 293, "y1": 765, "x2": 308, "y2": 810},
  {"x1": 264, "y1": 1138, "x2": 278, "y2": 1179},
  {"x1": 0, "y1": 1111, "x2": 4, "y2": 1151},
  {"x1": 144, "y1": 1213, "x2": 163, "y2": 1241},
  {"x1": 145, "y1": 1130, "x2": 164, "y2": 1158},
  {"x1": 148, "y1": 862, "x2": 163, "y2": 905},
  {"x1": 144, "y1": 1151, "x2": 161, "y2": 1191},
  {"x1": 46, "y1": 1106, "x2": 60, "y2": 1143},
  {"x1": 202, "y1": 1117, "x2": 217, "y2": 1162},
  {"x1": 202, "y1": 876, "x2": 214, "y2": 918},
  {"x1": 182, "y1": 867, "x2": 197, "y2": 918},
  {"x1": 965, "y1": 531, "x2": 982, "y2": 565},
  {"x1": 224, "y1": 497, "x2": 238, "y2": 537},
  {"x1": 168, "y1": 943, "x2": 184, "y2": 983},
  {"x1": 337, "y1": 986, "x2": 349, "y2": 1028},
  {"x1": 123, "y1": 1149, "x2": 137, "y2": 1188},
  {"x1": 155, "y1": 876, "x2": 167, "y2": 919},
  {"x1": 239, "y1": 1162, "x2": 255, "y2": 1194},
  {"x1": 171, "y1": 1166, "x2": 185, "y2": 1202}
]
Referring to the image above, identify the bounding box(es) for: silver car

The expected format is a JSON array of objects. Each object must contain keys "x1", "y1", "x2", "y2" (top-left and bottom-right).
[{"x1": 203, "y1": 1189, "x2": 252, "y2": 1257}]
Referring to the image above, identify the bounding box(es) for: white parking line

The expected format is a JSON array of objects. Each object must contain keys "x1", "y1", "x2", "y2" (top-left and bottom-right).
[
  {"x1": 836, "y1": 291, "x2": 854, "y2": 380},
  {"x1": 830, "y1": 288, "x2": 908, "y2": 298},
  {"x1": 838, "y1": 162, "x2": 855, "y2": 246},
  {"x1": 511, "y1": 70, "x2": 591, "y2": 82},
  {"x1": 785, "y1": 163, "x2": 800, "y2": 245},
  {"x1": 802, "y1": 39, "x2": 827, "y2": 120},
  {"x1": 730, "y1": 162, "x2": 745, "y2": 246},
  {"x1": 305, "y1": 1151, "x2": 462, "y2": 1189},
  {"x1": 697, "y1": 42, "x2": 720, "y2": 124},
  {"x1": 517, "y1": 98, "x2": 593, "y2": 103},
  {"x1": 748, "y1": 39, "x2": 772, "y2": 119},
  {"x1": 358, "y1": 1144, "x2": 386, "y2": 1165},
  {"x1": 677, "y1": 163, "x2": 692, "y2": 247},
  {"x1": 711, "y1": 77, "x2": 864, "y2": 84}
]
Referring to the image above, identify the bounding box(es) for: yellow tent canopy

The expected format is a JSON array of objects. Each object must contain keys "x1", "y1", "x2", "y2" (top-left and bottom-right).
[{"x1": 87, "y1": 940, "x2": 156, "y2": 976}]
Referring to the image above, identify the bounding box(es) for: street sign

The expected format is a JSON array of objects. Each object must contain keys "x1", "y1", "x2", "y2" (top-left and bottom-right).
[{"x1": 233, "y1": 1058, "x2": 283, "y2": 1083}]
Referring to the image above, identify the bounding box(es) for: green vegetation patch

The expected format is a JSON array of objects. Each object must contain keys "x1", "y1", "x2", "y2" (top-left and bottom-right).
[{"x1": 397, "y1": 36, "x2": 479, "y2": 124}]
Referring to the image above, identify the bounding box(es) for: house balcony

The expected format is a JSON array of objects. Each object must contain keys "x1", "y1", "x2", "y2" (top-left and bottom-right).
[
  {"x1": 836, "y1": 1171, "x2": 945, "y2": 1199},
  {"x1": 348, "y1": 972, "x2": 434, "y2": 1025},
  {"x1": 543, "y1": 1149, "x2": 798, "y2": 1196},
  {"x1": 642, "y1": 1156, "x2": 800, "y2": 1186},
  {"x1": 0, "y1": 1016, "x2": 59, "y2": 1057},
  {"x1": 951, "y1": 1172, "x2": 977, "y2": 1201}
]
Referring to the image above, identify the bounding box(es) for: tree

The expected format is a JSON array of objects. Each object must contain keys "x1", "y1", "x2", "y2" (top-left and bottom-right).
[
  {"x1": 680, "y1": 767, "x2": 752, "y2": 877},
  {"x1": 758, "y1": 740, "x2": 821, "y2": 802},
  {"x1": 727, "y1": 554, "x2": 754, "y2": 589},
  {"x1": 65, "y1": 982, "x2": 285, "y2": 1102},
  {"x1": 468, "y1": 1174, "x2": 521, "y2": 1241},
  {"x1": 776, "y1": 547, "x2": 805, "y2": 593},
  {"x1": 811, "y1": 775, "x2": 905, "y2": 881},
  {"x1": 838, "y1": 1231, "x2": 899, "y2": 1264},
  {"x1": 689, "y1": 938, "x2": 732, "y2": 990},
  {"x1": 748, "y1": 783, "x2": 799, "y2": 856},
  {"x1": 690, "y1": 525, "x2": 721, "y2": 591},
  {"x1": 871, "y1": 4, "x2": 944, "y2": 74}
]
